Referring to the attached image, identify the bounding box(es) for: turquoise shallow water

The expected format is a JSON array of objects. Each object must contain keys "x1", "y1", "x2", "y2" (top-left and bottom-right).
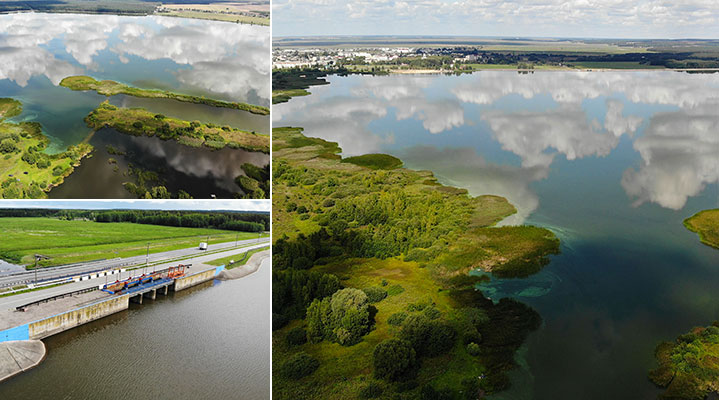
[
  {"x1": 275, "y1": 71, "x2": 719, "y2": 399},
  {"x1": 0, "y1": 13, "x2": 270, "y2": 197}
]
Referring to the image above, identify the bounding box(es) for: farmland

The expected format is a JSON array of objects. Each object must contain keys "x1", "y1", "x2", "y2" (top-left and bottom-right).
[{"x1": 0, "y1": 217, "x2": 267, "y2": 267}]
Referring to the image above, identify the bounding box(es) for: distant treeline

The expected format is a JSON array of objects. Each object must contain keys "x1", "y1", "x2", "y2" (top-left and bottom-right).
[{"x1": 0, "y1": 209, "x2": 269, "y2": 232}]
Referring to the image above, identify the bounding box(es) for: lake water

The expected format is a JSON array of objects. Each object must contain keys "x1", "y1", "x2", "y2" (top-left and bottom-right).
[
  {"x1": 274, "y1": 71, "x2": 719, "y2": 399},
  {"x1": 0, "y1": 13, "x2": 269, "y2": 197},
  {"x1": 0, "y1": 259, "x2": 271, "y2": 399}
]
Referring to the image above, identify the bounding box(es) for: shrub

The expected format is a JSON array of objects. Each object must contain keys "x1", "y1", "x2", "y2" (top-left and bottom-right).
[
  {"x1": 388, "y1": 312, "x2": 408, "y2": 326},
  {"x1": 306, "y1": 288, "x2": 371, "y2": 346},
  {"x1": 363, "y1": 286, "x2": 388, "y2": 303},
  {"x1": 387, "y1": 284, "x2": 405, "y2": 296},
  {"x1": 21, "y1": 152, "x2": 36, "y2": 165},
  {"x1": 292, "y1": 256, "x2": 312, "y2": 270},
  {"x1": 423, "y1": 306, "x2": 441, "y2": 320},
  {"x1": 359, "y1": 382, "x2": 383, "y2": 399},
  {"x1": 373, "y1": 339, "x2": 416, "y2": 380},
  {"x1": 467, "y1": 342, "x2": 480, "y2": 356},
  {"x1": 400, "y1": 315, "x2": 456, "y2": 357},
  {"x1": 279, "y1": 352, "x2": 319, "y2": 379},
  {"x1": 0, "y1": 139, "x2": 18, "y2": 153},
  {"x1": 286, "y1": 327, "x2": 308, "y2": 346},
  {"x1": 132, "y1": 121, "x2": 143, "y2": 129}
]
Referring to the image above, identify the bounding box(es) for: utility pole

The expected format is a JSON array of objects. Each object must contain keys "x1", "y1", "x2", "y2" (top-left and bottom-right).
[
  {"x1": 145, "y1": 242, "x2": 150, "y2": 275},
  {"x1": 235, "y1": 233, "x2": 238, "y2": 247}
]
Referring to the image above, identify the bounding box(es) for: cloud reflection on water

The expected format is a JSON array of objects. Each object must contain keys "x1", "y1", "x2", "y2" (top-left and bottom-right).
[
  {"x1": 276, "y1": 71, "x2": 719, "y2": 221},
  {"x1": 0, "y1": 13, "x2": 269, "y2": 104}
]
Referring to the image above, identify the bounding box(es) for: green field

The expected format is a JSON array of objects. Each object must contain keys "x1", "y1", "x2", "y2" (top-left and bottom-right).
[
  {"x1": 85, "y1": 101, "x2": 269, "y2": 153},
  {"x1": 571, "y1": 61, "x2": 665, "y2": 69},
  {"x1": 0, "y1": 217, "x2": 267, "y2": 267},
  {"x1": 207, "y1": 245, "x2": 270, "y2": 268},
  {"x1": 156, "y1": 10, "x2": 269, "y2": 25},
  {"x1": 61, "y1": 76, "x2": 269, "y2": 115}
]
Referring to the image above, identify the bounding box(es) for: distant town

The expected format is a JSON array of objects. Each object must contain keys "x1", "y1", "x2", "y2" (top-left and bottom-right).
[{"x1": 273, "y1": 38, "x2": 719, "y2": 71}]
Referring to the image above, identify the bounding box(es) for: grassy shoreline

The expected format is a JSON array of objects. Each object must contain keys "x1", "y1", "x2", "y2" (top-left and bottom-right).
[{"x1": 61, "y1": 76, "x2": 269, "y2": 116}]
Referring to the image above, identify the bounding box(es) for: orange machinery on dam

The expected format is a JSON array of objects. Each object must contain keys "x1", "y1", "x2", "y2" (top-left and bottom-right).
[{"x1": 101, "y1": 264, "x2": 189, "y2": 294}]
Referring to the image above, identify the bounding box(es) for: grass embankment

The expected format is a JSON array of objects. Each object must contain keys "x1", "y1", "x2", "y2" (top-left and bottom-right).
[
  {"x1": 60, "y1": 76, "x2": 269, "y2": 115},
  {"x1": 85, "y1": 101, "x2": 269, "y2": 153},
  {"x1": 0, "y1": 217, "x2": 266, "y2": 267},
  {"x1": 155, "y1": 10, "x2": 269, "y2": 25},
  {"x1": 684, "y1": 209, "x2": 719, "y2": 250},
  {"x1": 0, "y1": 98, "x2": 92, "y2": 199},
  {"x1": 649, "y1": 323, "x2": 719, "y2": 399},
  {"x1": 272, "y1": 127, "x2": 559, "y2": 398},
  {"x1": 207, "y1": 245, "x2": 270, "y2": 268}
]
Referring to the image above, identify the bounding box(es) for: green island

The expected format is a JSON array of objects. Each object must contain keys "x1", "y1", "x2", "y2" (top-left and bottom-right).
[
  {"x1": 0, "y1": 98, "x2": 92, "y2": 199},
  {"x1": 647, "y1": 209, "x2": 719, "y2": 399},
  {"x1": 649, "y1": 323, "x2": 719, "y2": 399},
  {"x1": 272, "y1": 126, "x2": 559, "y2": 399},
  {"x1": 85, "y1": 101, "x2": 269, "y2": 154},
  {"x1": 272, "y1": 68, "x2": 334, "y2": 104},
  {"x1": 61, "y1": 76, "x2": 269, "y2": 115},
  {"x1": 684, "y1": 209, "x2": 719, "y2": 249}
]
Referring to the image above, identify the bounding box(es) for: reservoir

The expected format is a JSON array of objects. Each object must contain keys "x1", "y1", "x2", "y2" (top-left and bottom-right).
[
  {"x1": 0, "y1": 13, "x2": 269, "y2": 198},
  {"x1": 0, "y1": 258, "x2": 271, "y2": 399},
  {"x1": 274, "y1": 71, "x2": 719, "y2": 399}
]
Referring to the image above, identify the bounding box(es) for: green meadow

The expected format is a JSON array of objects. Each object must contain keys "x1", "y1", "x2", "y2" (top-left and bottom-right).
[{"x1": 0, "y1": 217, "x2": 266, "y2": 267}]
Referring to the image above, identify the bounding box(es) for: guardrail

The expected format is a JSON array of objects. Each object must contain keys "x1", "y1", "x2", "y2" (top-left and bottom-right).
[{"x1": 15, "y1": 286, "x2": 98, "y2": 312}]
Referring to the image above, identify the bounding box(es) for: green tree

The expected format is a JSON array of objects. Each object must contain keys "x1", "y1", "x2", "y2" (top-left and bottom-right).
[{"x1": 373, "y1": 339, "x2": 417, "y2": 380}]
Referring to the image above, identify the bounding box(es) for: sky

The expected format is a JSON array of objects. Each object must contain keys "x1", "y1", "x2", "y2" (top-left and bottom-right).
[
  {"x1": 0, "y1": 200, "x2": 270, "y2": 212},
  {"x1": 272, "y1": 0, "x2": 719, "y2": 38}
]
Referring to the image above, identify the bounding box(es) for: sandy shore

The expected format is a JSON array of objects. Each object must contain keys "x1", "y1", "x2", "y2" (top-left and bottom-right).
[{"x1": 217, "y1": 250, "x2": 270, "y2": 280}]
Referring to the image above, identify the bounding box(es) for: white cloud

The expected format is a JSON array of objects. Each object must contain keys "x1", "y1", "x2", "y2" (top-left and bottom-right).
[
  {"x1": 0, "y1": 13, "x2": 270, "y2": 105},
  {"x1": 481, "y1": 106, "x2": 619, "y2": 168},
  {"x1": 273, "y1": 0, "x2": 719, "y2": 37},
  {"x1": 622, "y1": 105, "x2": 719, "y2": 210}
]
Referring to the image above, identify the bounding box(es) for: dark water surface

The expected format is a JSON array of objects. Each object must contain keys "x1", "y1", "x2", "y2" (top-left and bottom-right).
[
  {"x1": 0, "y1": 259, "x2": 271, "y2": 400},
  {"x1": 49, "y1": 128, "x2": 269, "y2": 199},
  {"x1": 274, "y1": 71, "x2": 719, "y2": 399}
]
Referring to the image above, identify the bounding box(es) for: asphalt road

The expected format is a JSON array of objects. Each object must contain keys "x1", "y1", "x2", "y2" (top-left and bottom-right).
[
  {"x1": 0, "y1": 236, "x2": 268, "y2": 288},
  {"x1": 0, "y1": 241, "x2": 270, "y2": 311}
]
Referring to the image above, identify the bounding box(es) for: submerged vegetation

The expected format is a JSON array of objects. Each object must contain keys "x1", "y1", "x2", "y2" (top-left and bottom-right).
[
  {"x1": 649, "y1": 322, "x2": 719, "y2": 399},
  {"x1": 85, "y1": 101, "x2": 269, "y2": 153},
  {"x1": 60, "y1": 76, "x2": 269, "y2": 115},
  {"x1": 272, "y1": 126, "x2": 559, "y2": 399},
  {"x1": 0, "y1": 98, "x2": 92, "y2": 198}
]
